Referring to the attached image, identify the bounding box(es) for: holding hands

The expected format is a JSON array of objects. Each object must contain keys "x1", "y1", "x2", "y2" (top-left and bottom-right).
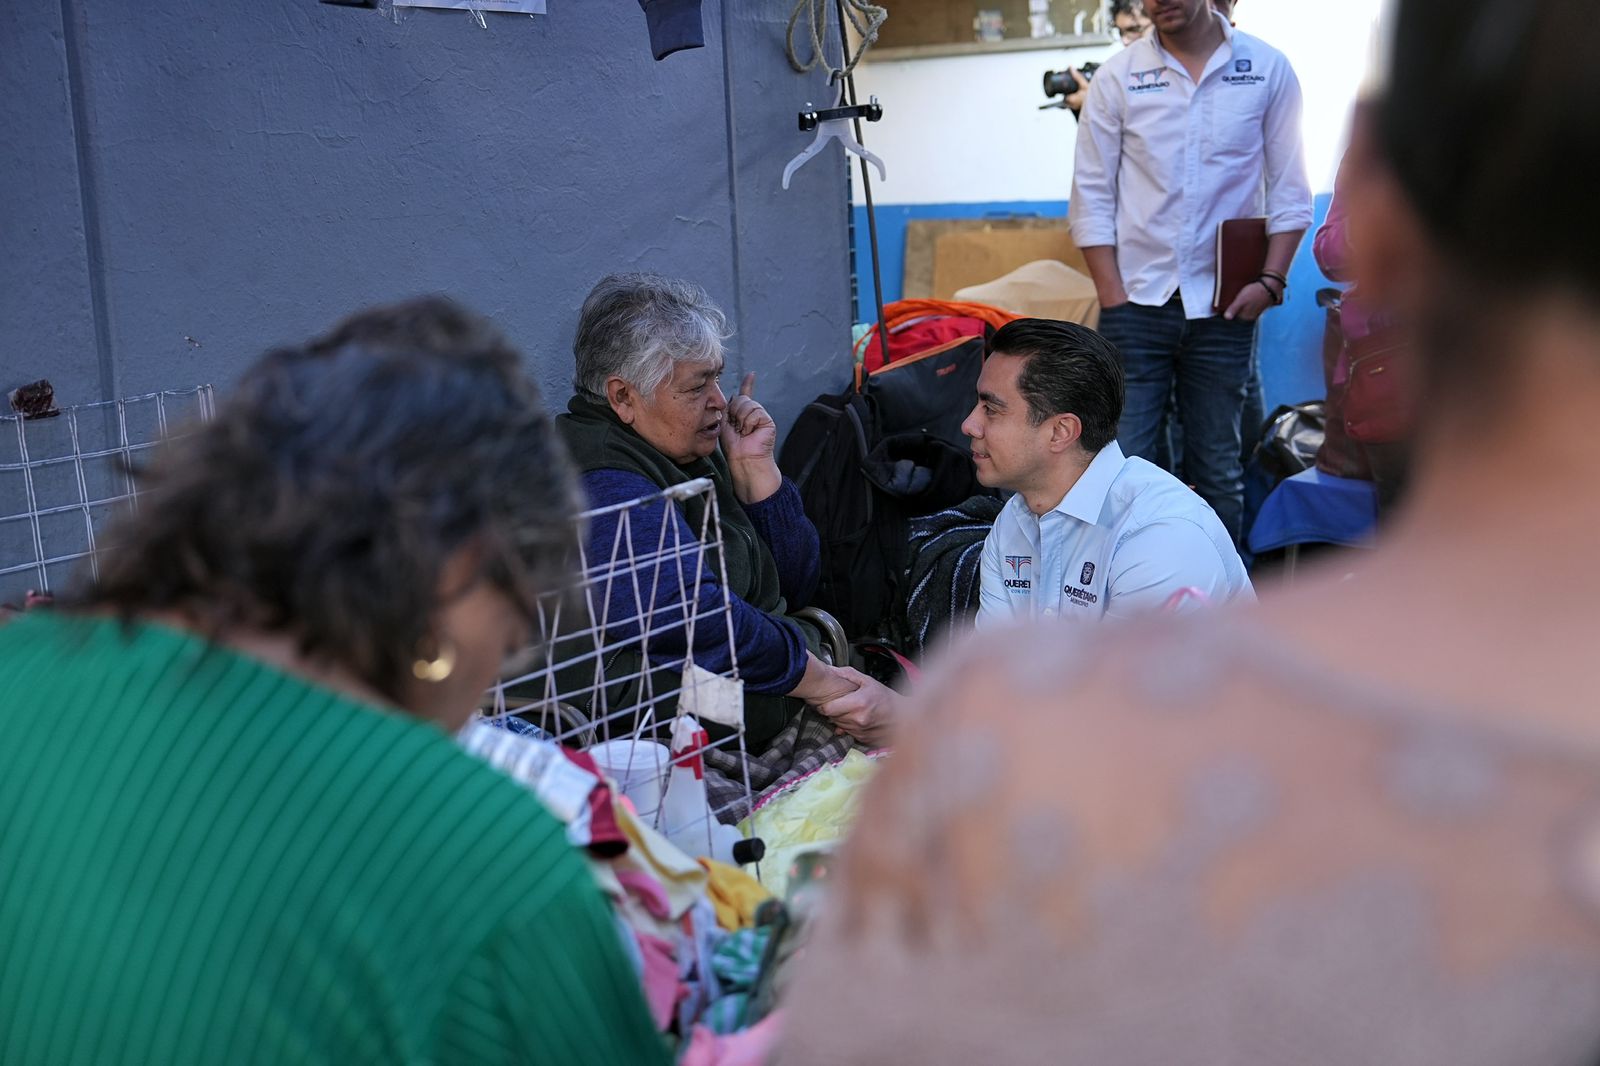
[
  {"x1": 792, "y1": 653, "x2": 904, "y2": 749},
  {"x1": 810, "y1": 666, "x2": 901, "y2": 749}
]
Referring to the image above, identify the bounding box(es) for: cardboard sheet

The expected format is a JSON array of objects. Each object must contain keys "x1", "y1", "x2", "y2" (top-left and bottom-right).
[{"x1": 903, "y1": 217, "x2": 1086, "y2": 300}]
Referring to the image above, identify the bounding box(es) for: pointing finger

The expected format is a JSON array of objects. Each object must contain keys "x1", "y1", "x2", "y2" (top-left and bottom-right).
[{"x1": 740, "y1": 372, "x2": 757, "y2": 399}]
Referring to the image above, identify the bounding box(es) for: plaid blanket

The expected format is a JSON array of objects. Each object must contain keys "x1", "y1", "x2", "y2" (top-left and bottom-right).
[{"x1": 703, "y1": 708, "x2": 856, "y2": 824}]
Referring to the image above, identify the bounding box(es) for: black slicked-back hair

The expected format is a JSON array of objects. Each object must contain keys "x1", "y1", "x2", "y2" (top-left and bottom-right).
[{"x1": 987, "y1": 318, "x2": 1125, "y2": 453}]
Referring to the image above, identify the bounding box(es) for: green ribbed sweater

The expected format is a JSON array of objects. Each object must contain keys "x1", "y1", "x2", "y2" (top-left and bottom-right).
[{"x1": 0, "y1": 612, "x2": 668, "y2": 1066}]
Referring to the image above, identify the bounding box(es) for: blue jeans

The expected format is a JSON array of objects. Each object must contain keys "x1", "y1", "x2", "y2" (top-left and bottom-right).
[
  {"x1": 1240, "y1": 339, "x2": 1266, "y2": 467},
  {"x1": 1153, "y1": 342, "x2": 1260, "y2": 477},
  {"x1": 1097, "y1": 298, "x2": 1256, "y2": 543}
]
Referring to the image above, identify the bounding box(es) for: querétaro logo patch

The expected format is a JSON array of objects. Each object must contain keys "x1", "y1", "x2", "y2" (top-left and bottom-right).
[
  {"x1": 1004, "y1": 555, "x2": 1033, "y2": 591},
  {"x1": 1223, "y1": 57, "x2": 1266, "y2": 85},
  {"x1": 1129, "y1": 67, "x2": 1172, "y2": 92},
  {"x1": 1080, "y1": 561, "x2": 1096, "y2": 586}
]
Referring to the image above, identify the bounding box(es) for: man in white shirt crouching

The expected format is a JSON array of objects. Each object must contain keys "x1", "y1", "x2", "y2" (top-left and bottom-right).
[{"x1": 967, "y1": 319, "x2": 1253, "y2": 629}]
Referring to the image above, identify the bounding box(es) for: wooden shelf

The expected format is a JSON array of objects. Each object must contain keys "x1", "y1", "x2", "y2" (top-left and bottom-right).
[{"x1": 864, "y1": 33, "x2": 1107, "y2": 62}]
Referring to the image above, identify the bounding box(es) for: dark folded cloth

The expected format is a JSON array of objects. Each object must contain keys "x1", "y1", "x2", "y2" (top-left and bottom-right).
[
  {"x1": 639, "y1": 0, "x2": 704, "y2": 60},
  {"x1": 898, "y1": 494, "x2": 1005, "y2": 656}
]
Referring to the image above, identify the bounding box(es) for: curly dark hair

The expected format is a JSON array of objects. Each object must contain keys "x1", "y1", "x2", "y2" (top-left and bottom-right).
[{"x1": 71, "y1": 296, "x2": 582, "y2": 703}]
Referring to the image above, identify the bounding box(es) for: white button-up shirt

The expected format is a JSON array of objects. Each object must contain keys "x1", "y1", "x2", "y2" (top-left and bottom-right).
[
  {"x1": 1068, "y1": 12, "x2": 1313, "y2": 319},
  {"x1": 975, "y1": 442, "x2": 1254, "y2": 628}
]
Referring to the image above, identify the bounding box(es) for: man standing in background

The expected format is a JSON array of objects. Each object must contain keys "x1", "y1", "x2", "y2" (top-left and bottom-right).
[
  {"x1": 1209, "y1": 0, "x2": 1272, "y2": 469},
  {"x1": 1069, "y1": 0, "x2": 1311, "y2": 542}
]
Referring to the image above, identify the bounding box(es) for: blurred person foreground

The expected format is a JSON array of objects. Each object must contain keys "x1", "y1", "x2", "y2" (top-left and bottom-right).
[{"x1": 780, "y1": 0, "x2": 1600, "y2": 1062}]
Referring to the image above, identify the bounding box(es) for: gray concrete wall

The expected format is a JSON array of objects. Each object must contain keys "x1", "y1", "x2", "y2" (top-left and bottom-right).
[{"x1": 0, "y1": 0, "x2": 853, "y2": 431}]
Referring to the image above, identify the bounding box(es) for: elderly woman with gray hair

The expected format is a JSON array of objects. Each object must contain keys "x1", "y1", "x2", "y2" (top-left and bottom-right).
[{"x1": 556, "y1": 273, "x2": 895, "y2": 752}]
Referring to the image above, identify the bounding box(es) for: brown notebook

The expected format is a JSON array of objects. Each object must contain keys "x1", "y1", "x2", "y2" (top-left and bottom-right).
[{"x1": 1212, "y1": 216, "x2": 1269, "y2": 314}]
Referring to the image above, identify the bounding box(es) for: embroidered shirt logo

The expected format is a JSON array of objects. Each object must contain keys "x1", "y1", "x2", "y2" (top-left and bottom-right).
[
  {"x1": 1223, "y1": 56, "x2": 1266, "y2": 85},
  {"x1": 1129, "y1": 66, "x2": 1172, "y2": 92},
  {"x1": 1003, "y1": 555, "x2": 1033, "y2": 591},
  {"x1": 1079, "y1": 561, "x2": 1096, "y2": 586}
]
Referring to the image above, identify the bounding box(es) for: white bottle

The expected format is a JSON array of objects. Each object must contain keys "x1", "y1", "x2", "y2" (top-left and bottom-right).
[{"x1": 661, "y1": 715, "x2": 744, "y2": 865}]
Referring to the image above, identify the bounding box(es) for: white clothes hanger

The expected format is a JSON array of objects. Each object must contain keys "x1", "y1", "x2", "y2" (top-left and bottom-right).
[{"x1": 782, "y1": 81, "x2": 886, "y2": 190}]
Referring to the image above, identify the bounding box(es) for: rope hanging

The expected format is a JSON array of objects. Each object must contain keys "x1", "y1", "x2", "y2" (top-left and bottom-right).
[{"x1": 786, "y1": 0, "x2": 887, "y2": 80}]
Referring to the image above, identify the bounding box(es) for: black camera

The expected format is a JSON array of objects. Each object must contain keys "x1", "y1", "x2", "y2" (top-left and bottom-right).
[{"x1": 1043, "y1": 62, "x2": 1099, "y2": 99}]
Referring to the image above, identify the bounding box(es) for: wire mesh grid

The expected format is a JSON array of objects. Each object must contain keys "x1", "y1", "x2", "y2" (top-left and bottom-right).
[
  {"x1": 0, "y1": 387, "x2": 216, "y2": 608},
  {"x1": 0, "y1": 392, "x2": 754, "y2": 856},
  {"x1": 476, "y1": 476, "x2": 755, "y2": 854}
]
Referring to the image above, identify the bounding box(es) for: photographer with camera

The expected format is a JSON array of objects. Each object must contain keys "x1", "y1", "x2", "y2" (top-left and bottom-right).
[
  {"x1": 1068, "y1": 0, "x2": 1310, "y2": 544},
  {"x1": 1045, "y1": 0, "x2": 1148, "y2": 118}
]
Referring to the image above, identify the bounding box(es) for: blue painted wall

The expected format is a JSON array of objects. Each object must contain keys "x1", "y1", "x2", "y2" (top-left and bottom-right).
[
  {"x1": 854, "y1": 193, "x2": 1336, "y2": 413},
  {"x1": 0, "y1": 0, "x2": 852, "y2": 434}
]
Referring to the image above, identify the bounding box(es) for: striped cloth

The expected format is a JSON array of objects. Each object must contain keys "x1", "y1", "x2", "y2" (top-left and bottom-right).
[
  {"x1": 899, "y1": 494, "x2": 1005, "y2": 656},
  {"x1": 701, "y1": 925, "x2": 773, "y2": 1034},
  {"x1": 703, "y1": 708, "x2": 856, "y2": 823},
  {"x1": 0, "y1": 612, "x2": 668, "y2": 1066}
]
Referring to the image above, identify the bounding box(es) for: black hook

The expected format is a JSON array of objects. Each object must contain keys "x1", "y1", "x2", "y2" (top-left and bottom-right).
[{"x1": 796, "y1": 96, "x2": 883, "y2": 132}]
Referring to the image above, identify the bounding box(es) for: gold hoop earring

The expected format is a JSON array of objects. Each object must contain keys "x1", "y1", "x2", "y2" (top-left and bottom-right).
[{"x1": 412, "y1": 638, "x2": 457, "y2": 683}]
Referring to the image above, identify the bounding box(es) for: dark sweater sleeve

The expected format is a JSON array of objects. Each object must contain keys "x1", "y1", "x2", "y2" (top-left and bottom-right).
[
  {"x1": 578, "y1": 470, "x2": 808, "y2": 694},
  {"x1": 638, "y1": 0, "x2": 704, "y2": 60},
  {"x1": 741, "y1": 478, "x2": 821, "y2": 609}
]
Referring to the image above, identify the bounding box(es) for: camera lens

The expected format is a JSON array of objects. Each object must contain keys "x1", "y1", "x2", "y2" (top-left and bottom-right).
[{"x1": 1042, "y1": 63, "x2": 1097, "y2": 100}]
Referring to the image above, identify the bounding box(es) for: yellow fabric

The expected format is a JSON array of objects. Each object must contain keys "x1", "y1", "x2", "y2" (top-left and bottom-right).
[
  {"x1": 613, "y1": 801, "x2": 710, "y2": 921},
  {"x1": 740, "y1": 751, "x2": 882, "y2": 899},
  {"x1": 698, "y1": 858, "x2": 773, "y2": 931}
]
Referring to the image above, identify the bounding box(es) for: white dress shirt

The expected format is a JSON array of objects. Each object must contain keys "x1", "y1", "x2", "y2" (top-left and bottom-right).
[
  {"x1": 1068, "y1": 12, "x2": 1313, "y2": 319},
  {"x1": 976, "y1": 442, "x2": 1253, "y2": 628}
]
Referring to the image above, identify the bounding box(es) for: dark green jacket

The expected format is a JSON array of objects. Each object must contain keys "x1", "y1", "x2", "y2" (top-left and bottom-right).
[{"x1": 554, "y1": 397, "x2": 813, "y2": 750}]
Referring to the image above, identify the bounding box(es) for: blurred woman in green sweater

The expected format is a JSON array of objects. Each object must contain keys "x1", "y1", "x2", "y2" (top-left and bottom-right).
[{"x1": 0, "y1": 297, "x2": 667, "y2": 1066}]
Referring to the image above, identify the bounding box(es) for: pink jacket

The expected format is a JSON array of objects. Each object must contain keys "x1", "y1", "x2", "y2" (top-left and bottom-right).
[{"x1": 1312, "y1": 177, "x2": 1378, "y2": 346}]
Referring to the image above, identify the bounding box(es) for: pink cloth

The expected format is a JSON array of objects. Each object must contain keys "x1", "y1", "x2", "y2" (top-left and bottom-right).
[
  {"x1": 635, "y1": 931, "x2": 682, "y2": 1031},
  {"x1": 1312, "y1": 173, "x2": 1378, "y2": 348},
  {"x1": 617, "y1": 869, "x2": 673, "y2": 921},
  {"x1": 1311, "y1": 184, "x2": 1355, "y2": 285},
  {"x1": 559, "y1": 747, "x2": 628, "y2": 857},
  {"x1": 680, "y1": 1012, "x2": 784, "y2": 1066}
]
